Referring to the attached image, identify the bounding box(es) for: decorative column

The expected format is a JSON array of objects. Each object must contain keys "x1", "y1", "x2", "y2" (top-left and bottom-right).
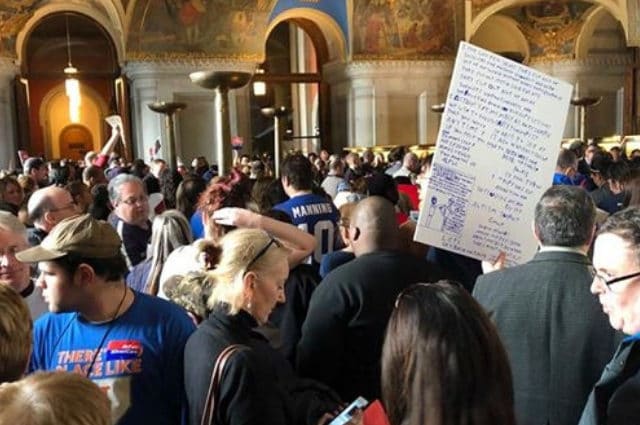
[
  {"x1": 261, "y1": 106, "x2": 291, "y2": 177},
  {"x1": 189, "y1": 71, "x2": 251, "y2": 176},
  {"x1": 431, "y1": 103, "x2": 446, "y2": 139},
  {"x1": 571, "y1": 96, "x2": 602, "y2": 141},
  {"x1": 125, "y1": 60, "x2": 255, "y2": 165},
  {"x1": 147, "y1": 101, "x2": 186, "y2": 169},
  {"x1": 323, "y1": 60, "x2": 454, "y2": 151},
  {"x1": 0, "y1": 58, "x2": 18, "y2": 169}
]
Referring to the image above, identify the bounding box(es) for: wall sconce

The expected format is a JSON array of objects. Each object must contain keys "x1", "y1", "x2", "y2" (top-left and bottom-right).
[{"x1": 252, "y1": 67, "x2": 266, "y2": 96}]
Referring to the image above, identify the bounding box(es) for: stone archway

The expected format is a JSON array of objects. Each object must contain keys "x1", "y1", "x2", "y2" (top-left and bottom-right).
[
  {"x1": 14, "y1": 0, "x2": 124, "y2": 67},
  {"x1": 266, "y1": 8, "x2": 348, "y2": 63}
]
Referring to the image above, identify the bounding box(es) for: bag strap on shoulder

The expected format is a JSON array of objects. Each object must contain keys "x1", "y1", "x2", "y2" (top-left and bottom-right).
[{"x1": 200, "y1": 344, "x2": 248, "y2": 425}]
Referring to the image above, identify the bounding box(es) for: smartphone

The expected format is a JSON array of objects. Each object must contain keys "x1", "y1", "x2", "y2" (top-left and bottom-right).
[{"x1": 329, "y1": 396, "x2": 368, "y2": 425}]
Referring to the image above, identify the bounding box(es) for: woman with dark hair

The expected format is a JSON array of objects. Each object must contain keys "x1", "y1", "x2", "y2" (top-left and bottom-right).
[
  {"x1": 158, "y1": 167, "x2": 183, "y2": 209},
  {"x1": 0, "y1": 176, "x2": 24, "y2": 215},
  {"x1": 88, "y1": 183, "x2": 112, "y2": 221},
  {"x1": 65, "y1": 181, "x2": 92, "y2": 214},
  {"x1": 176, "y1": 175, "x2": 207, "y2": 222},
  {"x1": 382, "y1": 281, "x2": 516, "y2": 425},
  {"x1": 623, "y1": 167, "x2": 640, "y2": 208}
]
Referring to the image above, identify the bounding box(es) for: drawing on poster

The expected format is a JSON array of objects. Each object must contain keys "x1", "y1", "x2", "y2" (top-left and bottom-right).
[{"x1": 413, "y1": 42, "x2": 573, "y2": 265}]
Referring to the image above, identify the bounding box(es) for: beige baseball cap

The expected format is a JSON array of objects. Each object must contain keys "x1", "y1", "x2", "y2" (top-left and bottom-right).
[{"x1": 16, "y1": 214, "x2": 122, "y2": 263}]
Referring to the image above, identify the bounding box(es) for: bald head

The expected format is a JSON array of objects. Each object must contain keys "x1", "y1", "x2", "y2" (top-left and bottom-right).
[
  {"x1": 403, "y1": 152, "x2": 419, "y2": 172},
  {"x1": 28, "y1": 186, "x2": 77, "y2": 232},
  {"x1": 350, "y1": 196, "x2": 399, "y2": 255}
]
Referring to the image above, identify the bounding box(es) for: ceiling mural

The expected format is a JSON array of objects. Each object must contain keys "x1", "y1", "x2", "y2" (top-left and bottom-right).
[
  {"x1": 0, "y1": 0, "x2": 44, "y2": 58},
  {"x1": 352, "y1": 0, "x2": 456, "y2": 59},
  {"x1": 127, "y1": 0, "x2": 277, "y2": 60},
  {"x1": 505, "y1": 1, "x2": 591, "y2": 59}
]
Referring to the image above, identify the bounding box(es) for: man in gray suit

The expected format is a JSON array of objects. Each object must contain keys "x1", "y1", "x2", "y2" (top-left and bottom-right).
[{"x1": 473, "y1": 185, "x2": 619, "y2": 425}]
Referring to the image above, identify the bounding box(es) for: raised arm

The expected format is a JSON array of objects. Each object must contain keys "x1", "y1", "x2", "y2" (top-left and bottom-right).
[
  {"x1": 100, "y1": 125, "x2": 121, "y2": 157},
  {"x1": 212, "y1": 207, "x2": 316, "y2": 267}
]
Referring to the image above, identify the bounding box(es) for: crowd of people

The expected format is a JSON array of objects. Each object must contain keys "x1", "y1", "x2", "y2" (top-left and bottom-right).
[{"x1": 1, "y1": 130, "x2": 640, "y2": 425}]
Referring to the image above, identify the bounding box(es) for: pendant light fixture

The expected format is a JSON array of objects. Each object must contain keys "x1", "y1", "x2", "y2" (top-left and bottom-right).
[{"x1": 64, "y1": 14, "x2": 80, "y2": 123}]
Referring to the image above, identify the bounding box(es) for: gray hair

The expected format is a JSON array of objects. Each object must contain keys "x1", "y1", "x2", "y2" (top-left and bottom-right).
[
  {"x1": 534, "y1": 185, "x2": 595, "y2": 247},
  {"x1": 108, "y1": 174, "x2": 145, "y2": 204},
  {"x1": 0, "y1": 211, "x2": 26, "y2": 239}
]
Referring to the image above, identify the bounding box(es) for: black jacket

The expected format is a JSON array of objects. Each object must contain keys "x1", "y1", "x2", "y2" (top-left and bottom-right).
[
  {"x1": 579, "y1": 338, "x2": 640, "y2": 425},
  {"x1": 296, "y1": 250, "x2": 443, "y2": 401},
  {"x1": 185, "y1": 305, "x2": 340, "y2": 425},
  {"x1": 269, "y1": 264, "x2": 320, "y2": 366}
]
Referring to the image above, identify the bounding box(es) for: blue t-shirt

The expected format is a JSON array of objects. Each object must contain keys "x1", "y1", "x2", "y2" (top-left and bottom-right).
[
  {"x1": 274, "y1": 193, "x2": 339, "y2": 266},
  {"x1": 319, "y1": 250, "x2": 355, "y2": 279},
  {"x1": 190, "y1": 210, "x2": 205, "y2": 240},
  {"x1": 553, "y1": 172, "x2": 577, "y2": 186},
  {"x1": 30, "y1": 292, "x2": 196, "y2": 425}
]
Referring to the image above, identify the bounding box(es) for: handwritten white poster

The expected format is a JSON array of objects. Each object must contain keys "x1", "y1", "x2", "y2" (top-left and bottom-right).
[{"x1": 414, "y1": 42, "x2": 573, "y2": 265}]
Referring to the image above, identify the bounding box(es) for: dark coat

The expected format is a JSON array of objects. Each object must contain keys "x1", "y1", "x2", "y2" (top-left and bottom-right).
[
  {"x1": 184, "y1": 306, "x2": 340, "y2": 425},
  {"x1": 296, "y1": 250, "x2": 443, "y2": 401},
  {"x1": 473, "y1": 250, "x2": 620, "y2": 425},
  {"x1": 269, "y1": 264, "x2": 320, "y2": 366},
  {"x1": 578, "y1": 337, "x2": 640, "y2": 425}
]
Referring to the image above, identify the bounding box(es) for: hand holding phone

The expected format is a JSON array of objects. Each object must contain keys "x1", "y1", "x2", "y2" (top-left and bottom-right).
[{"x1": 328, "y1": 396, "x2": 368, "y2": 425}]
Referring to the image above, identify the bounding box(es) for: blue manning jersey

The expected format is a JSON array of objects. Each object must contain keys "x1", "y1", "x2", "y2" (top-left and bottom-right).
[{"x1": 274, "y1": 193, "x2": 340, "y2": 266}]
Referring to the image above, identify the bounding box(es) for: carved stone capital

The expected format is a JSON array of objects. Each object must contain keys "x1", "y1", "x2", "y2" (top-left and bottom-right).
[
  {"x1": 530, "y1": 54, "x2": 634, "y2": 75},
  {"x1": 324, "y1": 59, "x2": 455, "y2": 84},
  {"x1": 0, "y1": 57, "x2": 18, "y2": 79},
  {"x1": 124, "y1": 59, "x2": 257, "y2": 80}
]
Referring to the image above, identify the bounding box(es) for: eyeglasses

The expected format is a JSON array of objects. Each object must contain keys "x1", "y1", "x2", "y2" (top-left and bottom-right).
[
  {"x1": 245, "y1": 236, "x2": 282, "y2": 272},
  {"x1": 593, "y1": 270, "x2": 640, "y2": 291},
  {"x1": 120, "y1": 195, "x2": 148, "y2": 206}
]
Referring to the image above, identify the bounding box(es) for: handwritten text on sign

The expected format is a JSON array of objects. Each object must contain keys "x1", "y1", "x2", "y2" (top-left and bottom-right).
[{"x1": 414, "y1": 42, "x2": 572, "y2": 265}]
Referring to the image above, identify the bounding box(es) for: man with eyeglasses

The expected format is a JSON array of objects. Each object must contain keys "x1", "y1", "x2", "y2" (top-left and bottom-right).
[
  {"x1": 473, "y1": 185, "x2": 618, "y2": 425},
  {"x1": 27, "y1": 186, "x2": 79, "y2": 247},
  {"x1": 579, "y1": 207, "x2": 640, "y2": 424},
  {"x1": 0, "y1": 211, "x2": 46, "y2": 319},
  {"x1": 108, "y1": 174, "x2": 151, "y2": 268}
]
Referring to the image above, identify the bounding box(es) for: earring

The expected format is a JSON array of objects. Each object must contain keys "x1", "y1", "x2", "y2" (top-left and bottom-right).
[{"x1": 246, "y1": 301, "x2": 252, "y2": 310}]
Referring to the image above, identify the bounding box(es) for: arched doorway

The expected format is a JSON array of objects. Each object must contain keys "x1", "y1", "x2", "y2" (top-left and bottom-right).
[
  {"x1": 18, "y1": 12, "x2": 121, "y2": 159},
  {"x1": 59, "y1": 124, "x2": 93, "y2": 160},
  {"x1": 251, "y1": 19, "x2": 331, "y2": 157}
]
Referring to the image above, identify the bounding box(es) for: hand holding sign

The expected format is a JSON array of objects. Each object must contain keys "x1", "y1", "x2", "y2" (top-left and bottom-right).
[{"x1": 105, "y1": 115, "x2": 126, "y2": 147}]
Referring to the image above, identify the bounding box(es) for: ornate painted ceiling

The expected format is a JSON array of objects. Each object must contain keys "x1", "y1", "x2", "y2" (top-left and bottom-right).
[
  {"x1": 505, "y1": 1, "x2": 592, "y2": 59},
  {"x1": 0, "y1": 0, "x2": 633, "y2": 61},
  {"x1": 0, "y1": 0, "x2": 43, "y2": 56}
]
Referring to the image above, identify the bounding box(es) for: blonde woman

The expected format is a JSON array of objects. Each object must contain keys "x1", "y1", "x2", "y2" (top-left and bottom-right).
[
  {"x1": 0, "y1": 284, "x2": 31, "y2": 384},
  {"x1": 184, "y1": 228, "x2": 340, "y2": 425},
  {"x1": 0, "y1": 371, "x2": 111, "y2": 425},
  {"x1": 159, "y1": 172, "x2": 315, "y2": 298}
]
